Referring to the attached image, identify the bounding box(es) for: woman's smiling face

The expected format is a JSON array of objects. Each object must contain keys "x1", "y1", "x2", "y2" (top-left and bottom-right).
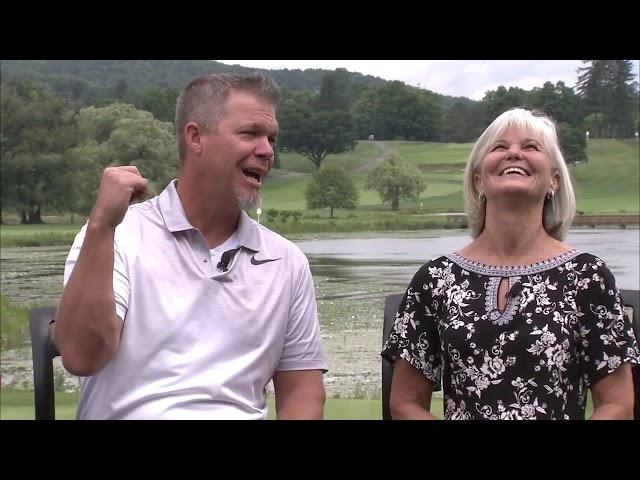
[{"x1": 474, "y1": 127, "x2": 559, "y2": 202}]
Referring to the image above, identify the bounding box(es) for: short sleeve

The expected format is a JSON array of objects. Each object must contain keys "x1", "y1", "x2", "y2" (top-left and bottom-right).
[
  {"x1": 63, "y1": 222, "x2": 130, "y2": 322},
  {"x1": 381, "y1": 263, "x2": 442, "y2": 390},
  {"x1": 576, "y1": 258, "x2": 640, "y2": 388},
  {"x1": 276, "y1": 253, "x2": 327, "y2": 373}
]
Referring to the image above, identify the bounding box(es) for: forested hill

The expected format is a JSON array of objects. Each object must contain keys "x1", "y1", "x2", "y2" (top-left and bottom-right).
[{"x1": 0, "y1": 60, "x2": 475, "y2": 108}]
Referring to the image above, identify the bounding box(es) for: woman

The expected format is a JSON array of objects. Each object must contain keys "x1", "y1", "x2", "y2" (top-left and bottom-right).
[{"x1": 381, "y1": 108, "x2": 639, "y2": 419}]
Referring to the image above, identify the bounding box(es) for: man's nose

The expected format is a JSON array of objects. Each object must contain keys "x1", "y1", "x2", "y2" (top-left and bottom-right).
[{"x1": 255, "y1": 137, "x2": 274, "y2": 159}]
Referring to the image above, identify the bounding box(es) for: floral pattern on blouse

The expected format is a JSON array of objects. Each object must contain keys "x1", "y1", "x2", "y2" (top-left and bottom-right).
[{"x1": 381, "y1": 251, "x2": 640, "y2": 420}]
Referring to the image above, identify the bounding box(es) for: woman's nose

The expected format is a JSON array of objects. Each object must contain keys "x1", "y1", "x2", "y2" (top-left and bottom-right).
[{"x1": 505, "y1": 144, "x2": 523, "y2": 159}]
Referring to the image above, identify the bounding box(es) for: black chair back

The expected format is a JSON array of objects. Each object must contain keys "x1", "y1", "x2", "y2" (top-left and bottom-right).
[
  {"x1": 381, "y1": 293, "x2": 403, "y2": 420},
  {"x1": 29, "y1": 306, "x2": 59, "y2": 420},
  {"x1": 619, "y1": 290, "x2": 639, "y2": 420}
]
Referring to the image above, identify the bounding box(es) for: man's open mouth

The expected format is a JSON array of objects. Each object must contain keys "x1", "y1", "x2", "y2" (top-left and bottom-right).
[{"x1": 242, "y1": 169, "x2": 262, "y2": 184}]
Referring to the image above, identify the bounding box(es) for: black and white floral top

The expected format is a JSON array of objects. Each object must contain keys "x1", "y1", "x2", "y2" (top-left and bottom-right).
[{"x1": 381, "y1": 250, "x2": 640, "y2": 420}]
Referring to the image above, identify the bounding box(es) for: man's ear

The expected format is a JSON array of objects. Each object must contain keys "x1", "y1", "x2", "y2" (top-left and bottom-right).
[{"x1": 184, "y1": 122, "x2": 204, "y2": 155}]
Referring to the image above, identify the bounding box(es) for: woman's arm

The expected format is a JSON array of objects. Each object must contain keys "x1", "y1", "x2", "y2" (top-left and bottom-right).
[
  {"x1": 590, "y1": 362, "x2": 635, "y2": 420},
  {"x1": 390, "y1": 359, "x2": 439, "y2": 420}
]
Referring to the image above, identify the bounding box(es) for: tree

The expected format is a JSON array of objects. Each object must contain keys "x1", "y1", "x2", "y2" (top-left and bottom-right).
[
  {"x1": 304, "y1": 164, "x2": 357, "y2": 218},
  {"x1": 352, "y1": 81, "x2": 443, "y2": 141},
  {"x1": 0, "y1": 79, "x2": 78, "y2": 223},
  {"x1": 557, "y1": 123, "x2": 588, "y2": 164},
  {"x1": 577, "y1": 60, "x2": 638, "y2": 137},
  {"x1": 67, "y1": 102, "x2": 178, "y2": 215},
  {"x1": 316, "y1": 68, "x2": 353, "y2": 111},
  {"x1": 113, "y1": 78, "x2": 129, "y2": 100},
  {"x1": 365, "y1": 154, "x2": 426, "y2": 211},
  {"x1": 480, "y1": 86, "x2": 530, "y2": 127},
  {"x1": 278, "y1": 96, "x2": 356, "y2": 170},
  {"x1": 441, "y1": 101, "x2": 485, "y2": 143},
  {"x1": 140, "y1": 87, "x2": 179, "y2": 123},
  {"x1": 272, "y1": 146, "x2": 282, "y2": 169},
  {"x1": 529, "y1": 81, "x2": 583, "y2": 127}
]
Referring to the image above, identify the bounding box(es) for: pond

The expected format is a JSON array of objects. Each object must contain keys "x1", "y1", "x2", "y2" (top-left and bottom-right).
[{"x1": 1, "y1": 228, "x2": 637, "y2": 398}]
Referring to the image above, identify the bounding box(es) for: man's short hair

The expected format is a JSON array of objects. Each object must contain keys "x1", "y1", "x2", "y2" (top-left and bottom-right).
[{"x1": 175, "y1": 73, "x2": 279, "y2": 160}]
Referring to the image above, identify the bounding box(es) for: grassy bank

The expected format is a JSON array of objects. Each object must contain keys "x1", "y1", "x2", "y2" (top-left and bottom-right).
[
  {"x1": 0, "y1": 295, "x2": 29, "y2": 350},
  {"x1": 0, "y1": 389, "x2": 597, "y2": 420},
  {"x1": 0, "y1": 222, "x2": 82, "y2": 247},
  {"x1": 0, "y1": 390, "x2": 406, "y2": 420},
  {"x1": 2, "y1": 139, "x2": 637, "y2": 240},
  {"x1": 0, "y1": 212, "x2": 469, "y2": 244}
]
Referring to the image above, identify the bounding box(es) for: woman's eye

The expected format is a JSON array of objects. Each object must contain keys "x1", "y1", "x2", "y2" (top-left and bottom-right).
[{"x1": 492, "y1": 145, "x2": 506, "y2": 151}]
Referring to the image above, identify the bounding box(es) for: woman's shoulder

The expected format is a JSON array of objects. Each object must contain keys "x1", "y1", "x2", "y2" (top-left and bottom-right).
[
  {"x1": 563, "y1": 251, "x2": 620, "y2": 296},
  {"x1": 412, "y1": 254, "x2": 462, "y2": 280},
  {"x1": 570, "y1": 251, "x2": 611, "y2": 271},
  {"x1": 420, "y1": 254, "x2": 456, "y2": 270}
]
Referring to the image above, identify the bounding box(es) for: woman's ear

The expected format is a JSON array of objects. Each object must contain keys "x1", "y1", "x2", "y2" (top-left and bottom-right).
[
  {"x1": 473, "y1": 173, "x2": 482, "y2": 195},
  {"x1": 550, "y1": 169, "x2": 560, "y2": 192}
]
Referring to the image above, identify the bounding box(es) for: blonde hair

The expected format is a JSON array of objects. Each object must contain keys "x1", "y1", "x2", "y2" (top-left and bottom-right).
[{"x1": 463, "y1": 108, "x2": 576, "y2": 241}]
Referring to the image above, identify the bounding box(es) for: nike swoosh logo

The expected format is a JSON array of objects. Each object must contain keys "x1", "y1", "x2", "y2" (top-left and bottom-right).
[{"x1": 250, "y1": 255, "x2": 281, "y2": 265}]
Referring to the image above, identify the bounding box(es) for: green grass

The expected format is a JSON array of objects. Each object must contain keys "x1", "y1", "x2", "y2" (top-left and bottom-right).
[
  {"x1": 265, "y1": 138, "x2": 639, "y2": 216},
  {"x1": 0, "y1": 224, "x2": 80, "y2": 247},
  {"x1": 0, "y1": 390, "x2": 79, "y2": 420},
  {"x1": 279, "y1": 142, "x2": 383, "y2": 174},
  {"x1": 2, "y1": 139, "x2": 637, "y2": 240},
  {"x1": 322, "y1": 142, "x2": 383, "y2": 171},
  {"x1": 1, "y1": 389, "x2": 597, "y2": 420},
  {"x1": 0, "y1": 296, "x2": 29, "y2": 349},
  {"x1": 261, "y1": 174, "x2": 311, "y2": 210},
  {"x1": 390, "y1": 141, "x2": 473, "y2": 167},
  {"x1": 571, "y1": 139, "x2": 640, "y2": 213},
  {"x1": 0, "y1": 390, "x2": 388, "y2": 420}
]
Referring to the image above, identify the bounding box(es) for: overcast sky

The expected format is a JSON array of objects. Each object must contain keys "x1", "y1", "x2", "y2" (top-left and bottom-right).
[{"x1": 217, "y1": 60, "x2": 639, "y2": 101}]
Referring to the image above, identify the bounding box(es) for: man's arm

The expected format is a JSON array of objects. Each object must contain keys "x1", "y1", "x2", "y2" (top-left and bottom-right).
[
  {"x1": 273, "y1": 370, "x2": 326, "y2": 419},
  {"x1": 390, "y1": 359, "x2": 438, "y2": 420},
  {"x1": 590, "y1": 362, "x2": 635, "y2": 420},
  {"x1": 54, "y1": 166, "x2": 148, "y2": 377}
]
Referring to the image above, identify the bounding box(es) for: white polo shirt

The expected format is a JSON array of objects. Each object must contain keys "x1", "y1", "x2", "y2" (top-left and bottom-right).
[{"x1": 64, "y1": 180, "x2": 327, "y2": 419}]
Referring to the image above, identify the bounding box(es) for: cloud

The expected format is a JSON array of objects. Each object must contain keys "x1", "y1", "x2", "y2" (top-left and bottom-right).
[{"x1": 217, "y1": 60, "x2": 637, "y2": 101}]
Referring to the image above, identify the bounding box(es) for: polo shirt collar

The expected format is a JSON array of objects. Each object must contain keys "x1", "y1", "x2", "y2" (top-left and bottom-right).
[{"x1": 157, "y1": 180, "x2": 261, "y2": 252}]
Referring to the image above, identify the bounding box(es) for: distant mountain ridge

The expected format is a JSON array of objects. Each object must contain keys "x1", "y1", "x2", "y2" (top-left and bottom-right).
[{"x1": 0, "y1": 60, "x2": 476, "y2": 108}]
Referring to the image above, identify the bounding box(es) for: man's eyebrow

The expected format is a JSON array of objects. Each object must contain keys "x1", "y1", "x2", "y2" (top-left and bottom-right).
[{"x1": 240, "y1": 122, "x2": 277, "y2": 133}]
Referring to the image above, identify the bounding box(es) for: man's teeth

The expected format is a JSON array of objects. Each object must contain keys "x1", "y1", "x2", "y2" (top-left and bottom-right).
[{"x1": 244, "y1": 171, "x2": 260, "y2": 181}]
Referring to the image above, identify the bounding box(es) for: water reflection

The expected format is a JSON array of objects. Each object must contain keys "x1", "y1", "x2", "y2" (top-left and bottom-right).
[{"x1": 301, "y1": 228, "x2": 639, "y2": 291}]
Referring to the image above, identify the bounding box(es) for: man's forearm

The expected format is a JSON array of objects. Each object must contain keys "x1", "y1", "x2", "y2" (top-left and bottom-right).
[{"x1": 55, "y1": 222, "x2": 121, "y2": 376}]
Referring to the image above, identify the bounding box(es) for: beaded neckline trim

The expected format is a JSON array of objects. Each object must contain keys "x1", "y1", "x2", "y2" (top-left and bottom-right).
[{"x1": 445, "y1": 249, "x2": 582, "y2": 276}]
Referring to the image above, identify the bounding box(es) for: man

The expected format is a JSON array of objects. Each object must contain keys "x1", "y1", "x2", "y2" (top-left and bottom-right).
[{"x1": 54, "y1": 73, "x2": 327, "y2": 419}]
